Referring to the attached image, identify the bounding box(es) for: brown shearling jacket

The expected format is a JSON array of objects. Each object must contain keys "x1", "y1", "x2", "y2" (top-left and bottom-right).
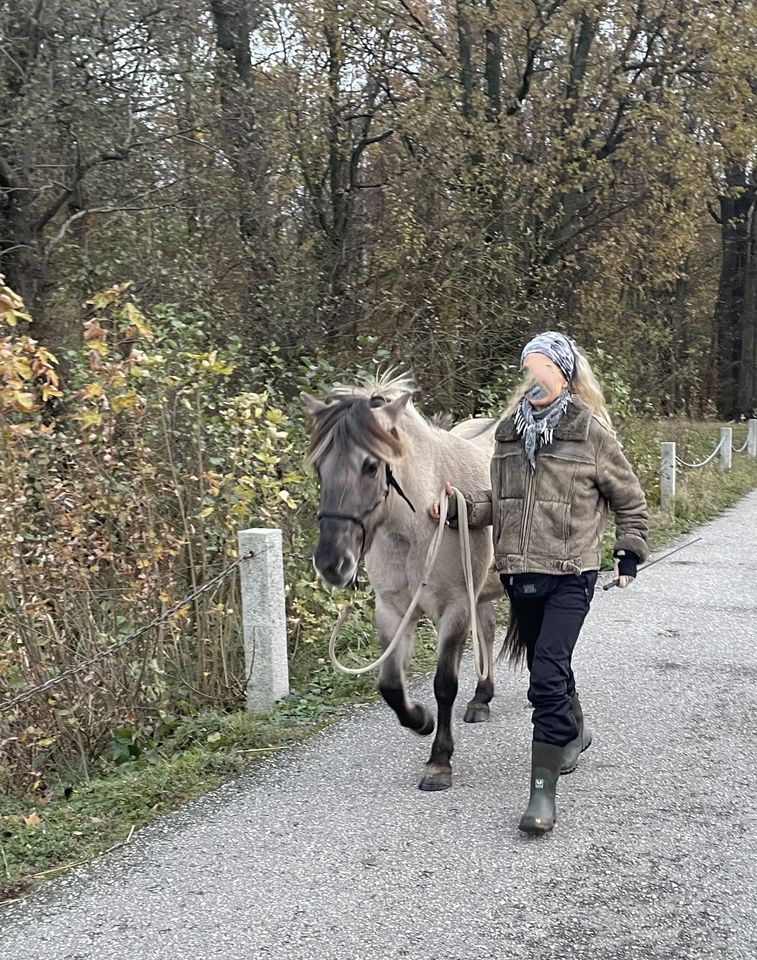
[{"x1": 459, "y1": 398, "x2": 649, "y2": 576}]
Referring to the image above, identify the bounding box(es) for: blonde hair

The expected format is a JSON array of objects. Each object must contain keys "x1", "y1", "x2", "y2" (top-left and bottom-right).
[{"x1": 503, "y1": 342, "x2": 614, "y2": 432}]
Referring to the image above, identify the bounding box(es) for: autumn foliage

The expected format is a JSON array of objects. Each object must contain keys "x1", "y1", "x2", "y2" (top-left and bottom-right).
[{"x1": 0, "y1": 278, "x2": 327, "y2": 795}]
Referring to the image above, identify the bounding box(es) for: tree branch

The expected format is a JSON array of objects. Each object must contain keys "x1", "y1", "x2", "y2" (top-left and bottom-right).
[
  {"x1": 33, "y1": 150, "x2": 128, "y2": 234},
  {"x1": 396, "y1": 0, "x2": 449, "y2": 59}
]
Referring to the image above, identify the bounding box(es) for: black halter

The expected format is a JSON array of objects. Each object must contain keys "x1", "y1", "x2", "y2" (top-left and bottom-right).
[{"x1": 317, "y1": 463, "x2": 416, "y2": 561}]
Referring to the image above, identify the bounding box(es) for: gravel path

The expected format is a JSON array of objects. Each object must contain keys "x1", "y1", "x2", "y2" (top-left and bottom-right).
[{"x1": 3, "y1": 493, "x2": 757, "y2": 959}]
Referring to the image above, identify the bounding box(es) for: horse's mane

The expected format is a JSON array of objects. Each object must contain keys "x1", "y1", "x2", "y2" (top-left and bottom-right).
[
  {"x1": 306, "y1": 368, "x2": 465, "y2": 467},
  {"x1": 307, "y1": 369, "x2": 415, "y2": 468},
  {"x1": 326, "y1": 368, "x2": 417, "y2": 402}
]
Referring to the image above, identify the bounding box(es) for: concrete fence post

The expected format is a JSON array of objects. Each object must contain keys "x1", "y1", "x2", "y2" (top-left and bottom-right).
[
  {"x1": 238, "y1": 528, "x2": 289, "y2": 712},
  {"x1": 748, "y1": 419, "x2": 757, "y2": 459},
  {"x1": 720, "y1": 427, "x2": 732, "y2": 472},
  {"x1": 660, "y1": 442, "x2": 676, "y2": 510}
]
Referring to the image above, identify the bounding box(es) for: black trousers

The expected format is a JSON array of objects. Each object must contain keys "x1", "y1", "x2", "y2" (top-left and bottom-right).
[{"x1": 503, "y1": 571, "x2": 598, "y2": 747}]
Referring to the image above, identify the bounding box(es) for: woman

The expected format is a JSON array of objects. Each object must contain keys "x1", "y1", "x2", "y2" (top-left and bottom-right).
[{"x1": 431, "y1": 332, "x2": 648, "y2": 834}]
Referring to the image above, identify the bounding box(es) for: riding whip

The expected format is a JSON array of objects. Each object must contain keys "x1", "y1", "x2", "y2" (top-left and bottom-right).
[{"x1": 602, "y1": 537, "x2": 702, "y2": 591}]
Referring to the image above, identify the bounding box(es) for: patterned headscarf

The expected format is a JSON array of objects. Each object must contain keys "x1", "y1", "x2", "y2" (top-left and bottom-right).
[
  {"x1": 520, "y1": 331, "x2": 576, "y2": 384},
  {"x1": 515, "y1": 331, "x2": 576, "y2": 469}
]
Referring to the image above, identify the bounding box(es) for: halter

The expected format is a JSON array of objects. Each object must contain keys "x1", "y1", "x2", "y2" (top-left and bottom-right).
[{"x1": 317, "y1": 463, "x2": 416, "y2": 561}]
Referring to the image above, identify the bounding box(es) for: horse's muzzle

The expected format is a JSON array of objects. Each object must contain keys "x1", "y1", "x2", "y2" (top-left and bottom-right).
[{"x1": 312, "y1": 550, "x2": 358, "y2": 587}]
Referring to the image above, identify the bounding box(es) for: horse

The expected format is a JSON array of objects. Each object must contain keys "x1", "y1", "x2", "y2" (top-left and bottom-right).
[{"x1": 302, "y1": 373, "x2": 506, "y2": 791}]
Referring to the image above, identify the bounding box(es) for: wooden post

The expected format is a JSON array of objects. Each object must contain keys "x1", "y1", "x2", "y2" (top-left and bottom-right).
[
  {"x1": 238, "y1": 528, "x2": 290, "y2": 712},
  {"x1": 720, "y1": 427, "x2": 732, "y2": 471},
  {"x1": 660, "y1": 442, "x2": 676, "y2": 509}
]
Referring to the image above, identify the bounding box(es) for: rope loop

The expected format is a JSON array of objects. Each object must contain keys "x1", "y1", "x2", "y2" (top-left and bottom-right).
[{"x1": 675, "y1": 435, "x2": 725, "y2": 469}]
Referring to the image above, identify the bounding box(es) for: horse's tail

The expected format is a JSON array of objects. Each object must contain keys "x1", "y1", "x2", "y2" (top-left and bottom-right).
[{"x1": 497, "y1": 599, "x2": 527, "y2": 667}]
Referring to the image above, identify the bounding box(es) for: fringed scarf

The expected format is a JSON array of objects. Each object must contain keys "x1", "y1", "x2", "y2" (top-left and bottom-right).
[{"x1": 514, "y1": 386, "x2": 572, "y2": 470}]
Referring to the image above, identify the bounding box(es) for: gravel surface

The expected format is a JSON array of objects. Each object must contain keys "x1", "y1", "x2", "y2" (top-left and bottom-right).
[{"x1": 3, "y1": 493, "x2": 757, "y2": 959}]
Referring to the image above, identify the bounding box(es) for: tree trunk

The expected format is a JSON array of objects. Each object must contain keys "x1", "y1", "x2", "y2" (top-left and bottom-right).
[
  {"x1": 457, "y1": 0, "x2": 476, "y2": 124},
  {"x1": 209, "y1": 0, "x2": 268, "y2": 272},
  {"x1": 737, "y1": 190, "x2": 757, "y2": 415},
  {"x1": 714, "y1": 167, "x2": 755, "y2": 417}
]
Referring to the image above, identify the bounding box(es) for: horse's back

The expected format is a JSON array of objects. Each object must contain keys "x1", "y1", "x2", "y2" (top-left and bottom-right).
[{"x1": 450, "y1": 417, "x2": 497, "y2": 453}]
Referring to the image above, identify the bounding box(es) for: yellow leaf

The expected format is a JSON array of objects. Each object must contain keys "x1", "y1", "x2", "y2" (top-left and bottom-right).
[
  {"x1": 123, "y1": 302, "x2": 154, "y2": 341},
  {"x1": 12, "y1": 357, "x2": 33, "y2": 380},
  {"x1": 24, "y1": 811, "x2": 41, "y2": 828},
  {"x1": 85, "y1": 282, "x2": 132, "y2": 309},
  {"x1": 279, "y1": 490, "x2": 297, "y2": 509},
  {"x1": 36, "y1": 346, "x2": 59, "y2": 366},
  {"x1": 41, "y1": 384, "x2": 63, "y2": 402},
  {"x1": 74, "y1": 409, "x2": 103, "y2": 427},
  {"x1": 197, "y1": 506, "x2": 214, "y2": 518},
  {"x1": 87, "y1": 339, "x2": 109, "y2": 357},
  {"x1": 13, "y1": 392, "x2": 36, "y2": 413},
  {"x1": 112, "y1": 391, "x2": 137, "y2": 413},
  {"x1": 80, "y1": 383, "x2": 104, "y2": 400}
]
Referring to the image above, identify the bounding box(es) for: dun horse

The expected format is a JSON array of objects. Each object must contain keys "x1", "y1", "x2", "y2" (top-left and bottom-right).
[{"x1": 303, "y1": 374, "x2": 505, "y2": 791}]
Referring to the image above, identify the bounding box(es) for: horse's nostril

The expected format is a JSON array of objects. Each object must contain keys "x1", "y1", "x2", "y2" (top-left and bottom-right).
[
  {"x1": 314, "y1": 552, "x2": 355, "y2": 586},
  {"x1": 314, "y1": 555, "x2": 340, "y2": 582}
]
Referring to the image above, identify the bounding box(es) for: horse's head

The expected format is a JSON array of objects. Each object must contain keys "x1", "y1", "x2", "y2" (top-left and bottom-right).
[{"x1": 302, "y1": 390, "x2": 412, "y2": 586}]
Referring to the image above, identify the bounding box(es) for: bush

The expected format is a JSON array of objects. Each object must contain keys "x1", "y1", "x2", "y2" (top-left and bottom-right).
[{"x1": 0, "y1": 281, "x2": 341, "y2": 795}]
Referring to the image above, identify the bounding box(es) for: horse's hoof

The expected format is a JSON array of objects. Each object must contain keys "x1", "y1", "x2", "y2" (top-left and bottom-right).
[
  {"x1": 418, "y1": 769, "x2": 452, "y2": 791},
  {"x1": 411, "y1": 708, "x2": 435, "y2": 736},
  {"x1": 463, "y1": 703, "x2": 490, "y2": 724}
]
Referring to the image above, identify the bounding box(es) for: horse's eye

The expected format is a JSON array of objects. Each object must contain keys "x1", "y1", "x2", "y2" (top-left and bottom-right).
[{"x1": 362, "y1": 460, "x2": 379, "y2": 477}]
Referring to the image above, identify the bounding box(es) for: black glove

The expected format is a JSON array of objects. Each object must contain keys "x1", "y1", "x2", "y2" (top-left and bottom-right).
[
  {"x1": 446, "y1": 495, "x2": 459, "y2": 529},
  {"x1": 613, "y1": 549, "x2": 639, "y2": 579}
]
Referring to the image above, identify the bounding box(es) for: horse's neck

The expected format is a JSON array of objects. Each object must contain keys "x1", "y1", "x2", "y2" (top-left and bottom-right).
[{"x1": 381, "y1": 414, "x2": 439, "y2": 538}]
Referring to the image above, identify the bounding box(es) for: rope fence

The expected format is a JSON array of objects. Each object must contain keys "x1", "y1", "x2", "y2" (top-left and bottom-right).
[
  {"x1": 0, "y1": 552, "x2": 255, "y2": 715},
  {"x1": 661, "y1": 419, "x2": 757, "y2": 509},
  {"x1": 1, "y1": 530, "x2": 290, "y2": 717}
]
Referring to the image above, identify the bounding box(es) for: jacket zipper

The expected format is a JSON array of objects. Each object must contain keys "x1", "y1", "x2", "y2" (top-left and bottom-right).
[{"x1": 519, "y1": 459, "x2": 537, "y2": 554}]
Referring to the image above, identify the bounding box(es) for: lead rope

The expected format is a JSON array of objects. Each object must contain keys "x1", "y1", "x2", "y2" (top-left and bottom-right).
[{"x1": 328, "y1": 487, "x2": 491, "y2": 682}]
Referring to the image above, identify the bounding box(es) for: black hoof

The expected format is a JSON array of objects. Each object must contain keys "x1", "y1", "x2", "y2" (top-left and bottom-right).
[
  {"x1": 463, "y1": 702, "x2": 490, "y2": 724},
  {"x1": 410, "y1": 708, "x2": 435, "y2": 737},
  {"x1": 418, "y1": 769, "x2": 452, "y2": 791}
]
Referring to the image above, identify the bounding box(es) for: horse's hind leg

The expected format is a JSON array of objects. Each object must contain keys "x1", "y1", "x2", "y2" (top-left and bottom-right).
[
  {"x1": 376, "y1": 599, "x2": 434, "y2": 736},
  {"x1": 419, "y1": 608, "x2": 467, "y2": 792},
  {"x1": 464, "y1": 600, "x2": 496, "y2": 724}
]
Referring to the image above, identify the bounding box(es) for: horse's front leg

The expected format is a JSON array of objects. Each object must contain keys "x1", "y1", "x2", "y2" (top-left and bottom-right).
[
  {"x1": 419, "y1": 608, "x2": 467, "y2": 792},
  {"x1": 463, "y1": 599, "x2": 496, "y2": 724},
  {"x1": 375, "y1": 598, "x2": 434, "y2": 736}
]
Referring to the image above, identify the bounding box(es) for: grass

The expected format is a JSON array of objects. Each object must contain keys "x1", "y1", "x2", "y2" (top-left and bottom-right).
[
  {"x1": 2, "y1": 417, "x2": 756, "y2": 906},
  {"x1": 621, "y1": 419, "x2": 757, "y2": 549},
  {"x1": 0, "y1": 635, "x2": 438, "y2": 905}
]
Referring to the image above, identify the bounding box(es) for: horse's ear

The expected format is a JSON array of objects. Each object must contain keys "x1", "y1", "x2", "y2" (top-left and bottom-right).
[
  {"x1": 300, "y1": 392, "x2": 327, "y2": 417},
  {"x1": 379, "y1": 391, "x2": 413, "y2": 425}
]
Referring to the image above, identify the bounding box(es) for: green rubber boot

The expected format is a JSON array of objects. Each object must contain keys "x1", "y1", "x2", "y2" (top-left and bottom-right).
[
  {"x1": 561, "y1": 694, "x2": 592, "y2": 775},
  {"x1": 518, "y1": 741, "x2": 562, "y2": 834}
]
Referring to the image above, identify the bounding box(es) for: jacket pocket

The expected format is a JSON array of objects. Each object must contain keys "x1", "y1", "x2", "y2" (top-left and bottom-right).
[{"x1": 528, "y1": 499, "x2": 569, "y2": 556}]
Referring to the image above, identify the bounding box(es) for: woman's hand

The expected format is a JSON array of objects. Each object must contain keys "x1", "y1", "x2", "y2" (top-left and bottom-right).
[
  {"x1": 429, "y1": 481, "x2": 455, "y2": 523},
  {"x1": 613, "y1": 550, "x2": 638, "y2": 588}
]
